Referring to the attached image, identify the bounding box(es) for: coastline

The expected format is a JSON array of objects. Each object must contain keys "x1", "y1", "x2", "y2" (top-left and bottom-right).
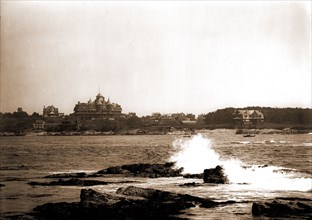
[{"x1": 1, "y1": 128, "x2": 311, "y2": 137}]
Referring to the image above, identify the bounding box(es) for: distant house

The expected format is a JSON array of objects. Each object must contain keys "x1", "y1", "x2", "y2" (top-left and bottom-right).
[
  {"x1": 33, "y1": 120, "x2": 45, "y2": 129},
  {"x1": 59, "y1": 119, "x2": 82, "y2": 131},
  {"x1": 72, "y1": 93, "x2": 123, "y2": 120},
  {"x1": 43, "y1": 105, "x2": 64, "y2": 117},
  {"x1": 233, "y1": 110, "x2": 264, "y2": 125}
]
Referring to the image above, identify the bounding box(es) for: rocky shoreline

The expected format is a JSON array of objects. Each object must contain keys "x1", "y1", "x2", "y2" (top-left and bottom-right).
[
  {"x1": 14, "y1": 162, "x2": 311, "y2": 219},
  {"x1": 1, "y1": 128, "x2": 311, "y2": 137},
  {"x1": 31, "y1": 186, "x2": 240, "y2": 220},
  {"x1": 235, "y1": 128, "x2": 312, "y2": 135},
  {"x1": 0, "y1": 130, "x2": 168, "y2": 137},
  {"x1": 30, "y1": 187, "x2": 312, "y2": 219},
  {"x1": 252, "y1": 198, "x2": 312, "y2": 218}
]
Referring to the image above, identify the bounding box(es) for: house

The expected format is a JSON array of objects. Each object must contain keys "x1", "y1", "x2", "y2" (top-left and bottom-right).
[
  {"x1": 233, "y1": 109, "x2": 264, "y2": 125},
  {"x1": 43, "y1": 105, "x2": 64, "y2": 117},
  {"x1": 72, "y1": 93, "x2": 123, "y2": 120},
  {"x1": 33, "y1": 120, "x2": 45, "y2": 129}
]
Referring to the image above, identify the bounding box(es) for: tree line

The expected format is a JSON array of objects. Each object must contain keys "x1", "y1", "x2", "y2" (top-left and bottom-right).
[{"x1": 203, "y1": 107, "x2": 312, "y2": 127}]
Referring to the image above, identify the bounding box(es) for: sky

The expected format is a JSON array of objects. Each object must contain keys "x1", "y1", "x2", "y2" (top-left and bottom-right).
[{"x1": 1, "y1": 1, "x2": 311, "y2": 116}]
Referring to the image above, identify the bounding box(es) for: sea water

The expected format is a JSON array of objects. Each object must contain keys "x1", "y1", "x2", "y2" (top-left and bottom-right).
[{"x1": 0, "y1": 130, "x2": 311, "y2": 219}]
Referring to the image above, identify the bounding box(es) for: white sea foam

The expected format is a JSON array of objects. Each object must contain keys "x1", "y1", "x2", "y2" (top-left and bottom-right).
[
  {"x1": 170, "y1": 134, "x2": 312, "y2": 191},
  {"x1": 302, "y1": 142, "x2": 312, "y2": 147}
]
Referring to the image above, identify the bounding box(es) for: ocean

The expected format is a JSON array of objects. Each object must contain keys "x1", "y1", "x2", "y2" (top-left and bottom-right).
[{"x1": 0, "y1": 130, "x2": 311, "y2": 219}]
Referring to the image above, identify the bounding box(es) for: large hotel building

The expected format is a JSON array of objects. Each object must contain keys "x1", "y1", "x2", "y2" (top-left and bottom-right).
[{"x1": 72, "y1": 93, "x2": 123, "y2": 120}]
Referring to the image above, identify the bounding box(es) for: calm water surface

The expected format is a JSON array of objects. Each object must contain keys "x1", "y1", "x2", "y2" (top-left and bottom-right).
[{"x1": 0, "y1": 130, "x2": 311, "y2": 219}]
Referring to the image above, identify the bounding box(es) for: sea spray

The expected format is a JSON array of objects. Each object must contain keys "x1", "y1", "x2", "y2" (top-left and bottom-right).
[
  {"x1": 170, "y1": 134, "x2": 220, "y2": 174},
  {"x1": 170, "y1": 134, "x2": 312, "y2": 191}
]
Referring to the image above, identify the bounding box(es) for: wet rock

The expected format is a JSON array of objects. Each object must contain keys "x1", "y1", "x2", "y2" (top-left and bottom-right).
[
  {"x1": 183, "y1": 173, "x2": 204, "y2": 179},
  {"x1": 80, "y1": 189, "x2": 127, "y2": 208},
  {"x1": 34, "y1": 188, "x2": 195, "y2": 219},
  {"x1": 28, "y1": 178, "x2": 110, "y2": 186},
  {"x1": 96, "y1": 162, "x2": 183, "y2": 178},
  {"x1": 178, "y1": 182, "x2": 203, "y2": 187},
  {"x1": 252, "y1": 199, "x2": 312, "y2": 218},
  {"x1": 44, "y1": 172, "x2": 87, "y2": 178},
  {"x1": 117, "y1": 186, "x2": 184, "y2": 201},
  {"x1": 203, "y1": 166, "x2": 229, "y2": 184},
  {"x1": 258, "y1": 164, "x2": 268, "y2": 168},
  {"x1": 116, "y1": 186, "x2": 219, "y2": 208},
  {"x1": 80, "y1": 187, "x2": 196, "y2": 219},
  {"x1": 33, "y1": 186, "x2": 240, "y2": 219},
  {"x1": 33, "y1": 202, "x2": 81, "y2": 220}
]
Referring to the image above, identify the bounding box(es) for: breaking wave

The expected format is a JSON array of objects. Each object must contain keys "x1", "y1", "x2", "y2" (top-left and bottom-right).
[{"x1": 170, "y1": 134, "x2": 311, "y2": 191}]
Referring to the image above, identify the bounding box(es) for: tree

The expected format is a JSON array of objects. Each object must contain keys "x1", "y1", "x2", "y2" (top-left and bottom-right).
[
  {"x1": 31, "y1": 112, "x2": 41, "y2": 118},
  {"x1": 126, "y1": 116, "x2": 143, "y2": 128},
  {"x1": 204, "y1": 108, "x2": 235, "y2": 125},
  {"x1": 13, "y1": 111, "x2": 28, "y2": 118},
  {"x1": 3, "y1": 113, "x2": 13, "y2": 118}
]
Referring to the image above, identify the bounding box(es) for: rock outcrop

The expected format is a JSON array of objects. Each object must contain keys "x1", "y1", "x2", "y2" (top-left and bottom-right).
[
  {"x1": 44, "y1": 172, "x2": 87, "y2": 178},
  {"x1": 183, "y1": 173, "x2": 204, "y2": 179},
  {"x1": 33, "y1": 186, "x2": 237, "y2": 219},
  {"x1": 96, "y1": 162, "x2": 183, "y2": 178},
  {"x1": 28, "y1": 178, "x2": 134, "y2": 187},
  {"x1": 116, "y1": 186, "x2": 231, "y2": 208},
  {"x1": 203, "y1": 166, "x2": 228, "y2": 184},
  {"x1": 178, "y1": 182, "x2": 203, "y2": 187},
  {"x1": 252, "y1": 199, "x2": 312, "y2": 218},
  {"x1": 29, "y1": 178, "x2": 110, "y2": 186},
  {"x1": 41, "y1": 163, "x2": 229, "y2": 183}
]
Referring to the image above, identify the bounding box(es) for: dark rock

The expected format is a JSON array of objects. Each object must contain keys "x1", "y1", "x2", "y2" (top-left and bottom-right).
[
  {"x1": 28, "y1": 178, "x2": 109, "y2": 186},
  {"x1": 0, "y1": 183, "x2": 5, "y2": 187},
  {"x1": 203, "y1": 166, "x2": 228, "y2": 184},
  {"x1": 117, "y1": 186, "x2": 182, "y2": 201},
  {"x1": 252, "y1": 199, "x2": 312, "y2": 218},
  {"x1": 183, "y1": 173, "x2": 204, "y2": 179},
  {"x1": 96, "y1": 162, "x2": 183, "y2": 178},
  {"x1": 80, "y1": 188, "x2": 127, "y2": 208},
  {"x1": 1, "y1": 213, "x2": 36, "y2": 220},
  {"x1": 44, "y1": 172, "x2": 87, "y2": 178},
  {"x1": 33, "y1": 186, "x2": 240, "y2": 219},
  {"x1": 258, "y1": 164, "x2": 268, "y2": 168},
  {"x1": 179, "y1": 182, "x2": 203, "y2": 187},
  {"x1": 106, "y1": 166, "x2": 130, "y2": 174},
  {"x1": 34, "y1": 202, "x2": 81, "y2": 220},
  {"x1": 116, "y1": 186, "x2": 218, "y2": 208},
  {"x1": 34, "y1": 187, "x2": 196, "y2": 219}
]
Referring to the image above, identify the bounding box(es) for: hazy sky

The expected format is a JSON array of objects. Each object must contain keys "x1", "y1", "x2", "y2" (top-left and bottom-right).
[{"x1": 1, "y1": 1, "x2": 311, "y2": 116}]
